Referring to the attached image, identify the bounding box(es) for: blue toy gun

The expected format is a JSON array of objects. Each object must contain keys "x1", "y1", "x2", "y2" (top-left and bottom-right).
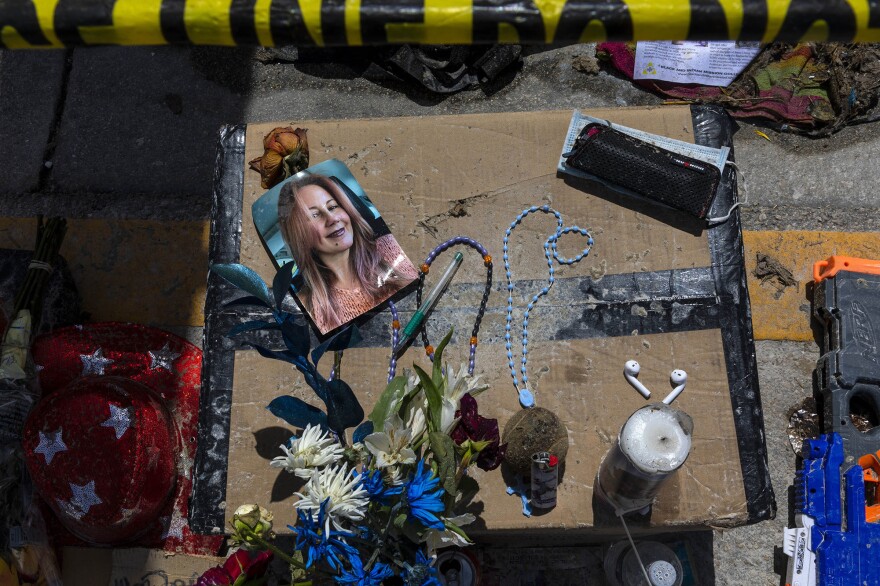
[{"x1": 783, "y1": 433, "x2": 880, "y2": 586}]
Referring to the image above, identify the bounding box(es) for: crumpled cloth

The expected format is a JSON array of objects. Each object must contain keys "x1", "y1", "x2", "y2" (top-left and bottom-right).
[
  {"x1": 256, "y1": 44, "x2": 523, "y2": 94},
  {"x1": 370, "y1": 44, "x2": 523, "y2": 93},
  {"x1": 597, "y1": 42, "x2": 880, "y2": 136}
]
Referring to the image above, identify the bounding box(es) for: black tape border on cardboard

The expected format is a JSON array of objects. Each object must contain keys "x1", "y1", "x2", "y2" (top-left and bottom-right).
[
  {"x1": 191, "y1": 125, "x2": 245, "y2": 532},
  {"x1": 692, "y1": 104, "x2": 775, "y2": 523},
  {"x1": 190, "y1": 108, "x2": 775, "y2": 531}
]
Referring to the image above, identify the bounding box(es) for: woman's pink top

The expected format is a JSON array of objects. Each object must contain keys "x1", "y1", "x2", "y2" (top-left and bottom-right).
[{"x1": 316, "y1": 235, "x2": 418, "y2": 332}]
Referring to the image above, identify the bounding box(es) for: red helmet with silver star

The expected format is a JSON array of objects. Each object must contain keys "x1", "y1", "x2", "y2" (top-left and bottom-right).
[
  {"x1": 21, "y1": 323, "x2": 223, "y2": 553},
  {"x1": 23, "y1": 376, "x2": 177, "y2": 544}
]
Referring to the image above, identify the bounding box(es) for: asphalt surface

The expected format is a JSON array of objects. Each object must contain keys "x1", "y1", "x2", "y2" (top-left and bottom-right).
[
  {"x1": 2, "y1": 43, "x2": 878, "y2": 585},
  {"x1": 4, "y1": 44, "x2": 880, "y2": 226}
]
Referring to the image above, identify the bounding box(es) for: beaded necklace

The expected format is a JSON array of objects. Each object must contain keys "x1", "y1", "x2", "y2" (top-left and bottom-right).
[
  {"x1": 330, "y1": 236, "x2": 493, "y2": 383},
  {"x1": 412, "y1": 236, "x2": 493, "y2": 376},
  {"x1": 328, "y1": 299, "x2": 401, "y2": 384},
  {"x1": 503, "y1": 205, "x2": 594, "y2": 408}
]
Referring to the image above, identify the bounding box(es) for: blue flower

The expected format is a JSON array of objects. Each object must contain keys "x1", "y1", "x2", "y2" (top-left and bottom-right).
[
  {"x1": 357, "y1": 468, "x2": 404, "y2": 504},
  {"x1": 290, "y1": 500, "x2": 357, "y2": 572},
  {"x1": 403, "y1": 549, "x2": 441, "y2": 586},
  {"x1": 348, "y1": 523, "x2": 375, "y2": 543},
  {"x1": 405, "y1": 460, "x2": 446, "y2": 530},
  {"x1": 335, "y1": 553, "x2": 394, "y2": 585}
]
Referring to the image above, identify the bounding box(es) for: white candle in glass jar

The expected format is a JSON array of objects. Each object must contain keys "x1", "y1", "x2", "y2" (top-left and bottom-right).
[{"x1": 597, "y1": 403, "x2": 693, "y2": 513}]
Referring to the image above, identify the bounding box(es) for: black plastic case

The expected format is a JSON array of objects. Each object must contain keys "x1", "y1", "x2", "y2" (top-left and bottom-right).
[
  {"x1": 563, "y1": 123, "x2": 721, "y2": 219},
  {"x1": 813, "y1": 268, "x2": 880, "y2": 459}
]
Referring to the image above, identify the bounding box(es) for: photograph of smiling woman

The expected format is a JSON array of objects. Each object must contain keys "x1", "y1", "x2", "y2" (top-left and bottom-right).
[{"x1": 278, "y1": 173, "x2": 418, "y2": 334}]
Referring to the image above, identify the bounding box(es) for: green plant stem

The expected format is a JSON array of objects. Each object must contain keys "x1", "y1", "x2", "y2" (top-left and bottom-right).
[
  {"x1": 333, "y1": 351, "x2": 343, "y2": 380},
  {"x1": 445, "y1": 522, "x2": 470, "y2": 541},
  {"x1": 240, "y1": 527, "x2": 307, "y2": 570},
  {"x1": 454, "y1": 451, "x2": 472, "y2": 485},
  {"x1": 411, "y1": 434, "x2": 428, "y2": 452},
  {"x1": 13, "y1": 217, "x2": 67, "y2": 326},
  {"x1": 364, "y1": 503, "x2": 400, "y2": 572}
]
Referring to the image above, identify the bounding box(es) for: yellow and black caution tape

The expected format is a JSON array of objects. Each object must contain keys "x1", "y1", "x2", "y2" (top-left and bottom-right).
[{"x1": 2, "y1": 0, "x2": 880, "y2": 49}]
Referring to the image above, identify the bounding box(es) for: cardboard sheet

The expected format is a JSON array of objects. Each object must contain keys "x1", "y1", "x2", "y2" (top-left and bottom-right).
[
  {"x1": 61, "y1": 547, "x2": 223, "y2": 586},
  {"x1": 221, "y1": 108, "x2": 753, "y2": 535}
]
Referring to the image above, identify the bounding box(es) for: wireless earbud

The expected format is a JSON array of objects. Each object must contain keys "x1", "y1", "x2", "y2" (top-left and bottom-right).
[
  {"x1": 623, "y1": 360, "x2": 652, "y2": 399},
  {"x1": 663, "y1": 369, "x2": 688, "y2": 405},
  {"x1": 624, "y1": 361, "x2": 688, "y2": 404}
]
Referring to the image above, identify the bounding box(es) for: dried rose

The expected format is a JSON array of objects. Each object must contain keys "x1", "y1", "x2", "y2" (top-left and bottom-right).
[{"x1": 248, "y1": 126, "x2": 309, "y2": 189}]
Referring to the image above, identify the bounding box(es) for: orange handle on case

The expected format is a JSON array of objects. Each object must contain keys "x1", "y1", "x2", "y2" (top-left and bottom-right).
[
  {"x1": 859, "y1": 451, "x2": 880, "y2": 524},
  {"x1": 813, "y1": 256, "x2": 880, "y2": 283}
]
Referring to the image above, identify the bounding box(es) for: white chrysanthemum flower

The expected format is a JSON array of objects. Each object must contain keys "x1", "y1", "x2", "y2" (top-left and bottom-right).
[
  {"x1": 444, "y1": 363, "x2": 488, "y2": 404},
  {"x1": 421, "y1": 513, "x2": 475, "y2": 556},
  {"x1": 363, "y1": 414, "x2": 417, "y2": 468},
  {"x1": 295, "y1": 464, "x2": 369, "y2": 533},
  {"x1": 269, "y1": 424, "x2": 344, "y2": 478}
]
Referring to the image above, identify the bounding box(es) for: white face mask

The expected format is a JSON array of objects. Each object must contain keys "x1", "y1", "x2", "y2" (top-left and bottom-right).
[
  {"x1": 561, "y1": 110, "x2": 731, "y2": 173},
  {"x1": 559, "y1": 110, "x2": 742, "y2": 224}
]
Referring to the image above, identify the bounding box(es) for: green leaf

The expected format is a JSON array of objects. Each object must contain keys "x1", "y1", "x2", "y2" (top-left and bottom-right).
[
  {"x1": 444, "y1": 520, "x2": 472, "y2": 544},
  {"x1": 398, "y1": 374, "x2": 428, "y2": 421},
  {"x1": 456, "y1": 475, "x2": 480, "y2": 509},
  {"x1": 368, "y1": 376, "x2": 408, "y2": 432},
  {"x1": 393, "y1": 513, "x2": 408, "y2": 529},
  {"x1": 414, "y1": 365, "x2": 440, "y2": 432},
  {"x1": 400, "y1": 521, "x2": 422, "y2": 544},
  {"x1": 429, "y1": 431, "x2": 458, "y2": 499},
  {"x1": 432, "y1": 329, "x2": 454, "y2": 390},
  {"x1": 290, "y1": 550, "x2": 308, "y2": 584}
]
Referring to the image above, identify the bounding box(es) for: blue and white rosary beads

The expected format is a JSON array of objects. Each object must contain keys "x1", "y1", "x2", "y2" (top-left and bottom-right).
[{"x1": 503, "y1": 205, "x2": 594, "y2": 408}]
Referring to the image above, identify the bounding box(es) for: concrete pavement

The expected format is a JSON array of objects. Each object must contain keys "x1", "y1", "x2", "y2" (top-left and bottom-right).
[{"x1": 2, "y1": 43, "x2": 880, "y2": 585}]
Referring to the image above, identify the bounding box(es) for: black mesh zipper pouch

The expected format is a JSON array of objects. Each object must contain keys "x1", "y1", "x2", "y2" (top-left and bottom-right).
[{"x1": 564, "y1": 123, "x2": 721, "y2": 219}]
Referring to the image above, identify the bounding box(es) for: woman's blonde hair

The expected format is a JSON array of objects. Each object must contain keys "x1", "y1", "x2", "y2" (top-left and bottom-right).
[{"x1": 278, "y1": 173, "x2": 390, "y2": 329}]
